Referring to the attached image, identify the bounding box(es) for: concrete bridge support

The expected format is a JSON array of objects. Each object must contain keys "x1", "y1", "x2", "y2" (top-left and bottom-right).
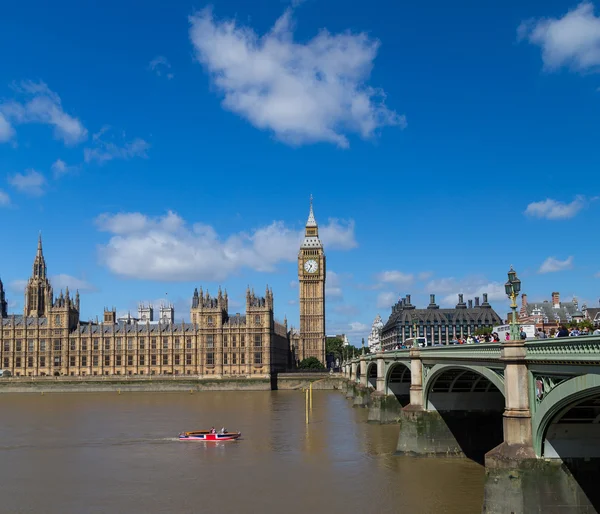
[
  {"x1": 359, "y1": 357, "x2": 367, "y2": 388},
  {"x1": 376, "y1": 353, "x2": 385, "y2": 393},
  {"x1": 483, "y1": 342, "x2": 595, "y2": 513},
  {"x1": 367, "y1": 393, "x2": 404, "y2": 423}
]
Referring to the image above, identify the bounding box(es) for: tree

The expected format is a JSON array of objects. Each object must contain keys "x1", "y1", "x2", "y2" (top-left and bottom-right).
[
  {"x1": 326, "y1": 337, "x2": 344, "y2": 359},
  {"x1": 298, "y1": 357, "x2": 325, "y2": 370},
  {"x1": 475, "y1": 327, "x2": 492, "y2": 336}
]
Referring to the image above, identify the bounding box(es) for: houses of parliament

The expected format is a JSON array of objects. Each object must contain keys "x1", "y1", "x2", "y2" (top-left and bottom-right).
[{"x1": 0, "y1": 202, "x2": 327, "y2": 377}]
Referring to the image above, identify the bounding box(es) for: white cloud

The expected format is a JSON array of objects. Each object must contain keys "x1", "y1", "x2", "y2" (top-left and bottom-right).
[
  {"x1": 426, "y1": 276, "x2": 507, "y2": 307},
  {"x1": 320, "y1": 220, "x2": 358, "y2": 250},
  {"x1": 376, "y1": 291, "x2": 397, "y2": 309},
  {"x1": 333, "y1": 304, "x2": 360, "y2": 316},
  {"x1": 50, "y1": 274, "x2": 96, "y2": 293},
  {"x1": 539, "y1": 256, "x2": 574, "y2": 273},
  {"x1": 417, "y1": 271, "x2": 433, "y2": 281},
  {"x1": 95, "y1": 210, "x2": 357, "y2": 281},
  {"x1": 10, "y1": 275, "x2": 95, "y2": 294},
  {"x1": 0, "y1": 81, "x2": 87, "y2": 145},
  {"x1": 8, "y1": 169, "x2": 47, "y2": 196},
  {"x1": 0, "y1": 113, "x2": 14, "y2": 142},
  {"x1": 84, "y1": 128, "x2": 150, "y2": 164},
  {"x1": 594, "y1": 271, "x2": 600, "y2": 278},
  {"x1": 525, "y1": 195, "x2": 587, "y2": 219},
  {"x1": 149, "y1": 56, "x2": 174, "y2": 79},
  {"x1": 325, "y1": 270, "x2": 343, "y2": 299},
  {"x1": 289, "y1": 280, "x2": 298, "y2": 288},
  {"x1": 518, "y1": 2, "x2": 600, "y2": 71},
  {"x1": 0, "y1": 189, "x2": 10, "y2": 207},
  {"x1": 188, "y1": 7, "x2": 405, "y2": 148},
  {"x1": 375, "y1": 270, "x2": 414, "y2": 286},
  {"x1": 51, "y1": 159, "x2": 78, "y2": 179},
  {"x1": 332, "y1": 321, "x2": 369, "y2": 346},
  {"x1": 9, "y1": 279, "x2": 27, "y2": 293}
]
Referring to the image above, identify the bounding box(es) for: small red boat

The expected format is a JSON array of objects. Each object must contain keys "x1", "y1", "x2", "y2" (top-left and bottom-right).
[{"x1": 178, "y1": 430, "x2": 241, "y2": 441}]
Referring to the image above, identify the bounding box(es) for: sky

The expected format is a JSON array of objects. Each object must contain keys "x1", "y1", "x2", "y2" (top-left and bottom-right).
[{"x1": 1, "y1": 0, "x2": 600, "y2": 344}]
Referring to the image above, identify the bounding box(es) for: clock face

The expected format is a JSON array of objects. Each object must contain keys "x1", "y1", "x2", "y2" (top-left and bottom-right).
[{"x1": 304, "y1": 259, "x2": 318, "y2": 273}]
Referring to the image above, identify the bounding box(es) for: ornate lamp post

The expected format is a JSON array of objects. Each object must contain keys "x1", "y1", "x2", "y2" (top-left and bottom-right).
[
  {"x1": 412, "y1": 313, "x2": 419, "y2": 347},
  {"x1": 504, "y1": 266, "x2": 522, "y2": 341},
  {"x1": 361, "y1": 337, "x2": 365, "y2": 356}
]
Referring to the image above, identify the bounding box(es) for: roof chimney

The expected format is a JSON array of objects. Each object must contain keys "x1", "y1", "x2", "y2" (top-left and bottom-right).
[
  {"x1": 552, "y1": 292, "x2": 560, "y2": 308},
  {"x1": 406, "y1": 294, "x2": 411, "y2": 305},
  {"x1": 427, "y1": 294, "x2": 439, "y2": 309},
  {"x1": 522, "y1": 293, "x2": 528, "y2": 308},
  {"x1": 475, "y1": 296, "x2": 480, "y2": 307},
  {"x1": 468, "y1": 299, "x2": 473, "y2": 309}
]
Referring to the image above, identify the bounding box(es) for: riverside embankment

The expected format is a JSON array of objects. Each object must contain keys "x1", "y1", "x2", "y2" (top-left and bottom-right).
[{"x1": 0, "y1": 373, "x2": 344, "y2": 393}]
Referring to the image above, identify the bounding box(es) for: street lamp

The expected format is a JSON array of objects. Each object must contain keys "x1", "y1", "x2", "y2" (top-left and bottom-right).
[
  {"x1": 412, "y1": 313, "x2": 419, "y2": 347},
  {"x1": 504, "y1": 266, "x2": 522, "y2": 341}
]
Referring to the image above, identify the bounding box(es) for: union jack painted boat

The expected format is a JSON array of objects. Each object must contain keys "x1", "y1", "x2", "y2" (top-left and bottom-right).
[{"x1": 178, "y1": 430, "x2": 241, "y2": 441}]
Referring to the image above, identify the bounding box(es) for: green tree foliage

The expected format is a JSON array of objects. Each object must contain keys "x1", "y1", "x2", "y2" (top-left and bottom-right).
[
  {"x1": 298, "y1": 357, "x2": 326, "y2": 370},
  {"x1": 474, "y1": 327, "x2": 492, "y2": 336},
  {"x1": 326, "y1": 337, "x2": 344, "y2": 358},
  {"x1": 568, "y1": 319, "x2": 594, "y2": 331}
]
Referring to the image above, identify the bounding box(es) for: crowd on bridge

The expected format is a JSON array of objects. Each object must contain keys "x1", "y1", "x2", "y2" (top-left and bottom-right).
[
  {"x1": 535, "y1": 325, "x2": 600, "y2": 339},
  {"x1": 384, "y1": 324, "x2": 600, "y2": 351}
]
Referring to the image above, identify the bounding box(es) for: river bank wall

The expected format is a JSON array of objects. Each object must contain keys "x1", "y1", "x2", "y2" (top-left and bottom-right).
[{"x1": 0, "y1": 373, "x2": 344, "y2": 393}]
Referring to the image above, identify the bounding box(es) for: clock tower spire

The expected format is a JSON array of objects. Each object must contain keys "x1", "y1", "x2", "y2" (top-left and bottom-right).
[{"x1": 298, "y1": 196, "x2": 326, "y2": 365}]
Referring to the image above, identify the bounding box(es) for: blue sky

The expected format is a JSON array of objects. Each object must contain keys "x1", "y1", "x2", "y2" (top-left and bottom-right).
[{"x1": 1, "y1": 0, "x2": 599, "y2": 343}]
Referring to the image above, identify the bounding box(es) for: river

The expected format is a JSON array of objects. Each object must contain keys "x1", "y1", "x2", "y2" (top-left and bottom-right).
[{"x1": 0, "y1": 391, "x2": 485, "y2": 513}]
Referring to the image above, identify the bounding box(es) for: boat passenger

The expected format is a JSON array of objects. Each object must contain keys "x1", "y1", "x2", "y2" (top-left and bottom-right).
[
  {"x1": 210, "y1": 427, "x2": 216, "y2": 434},
  {"x1": 220, "y1": 427, "x2": 226, "y2": 434}
]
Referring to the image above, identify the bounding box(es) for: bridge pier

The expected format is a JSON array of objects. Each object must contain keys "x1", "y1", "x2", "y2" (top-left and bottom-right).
[
  {"x1": 345, "y1": 380, "x2": 356, "y2": 399},
  {"x1": 367, "y1": 393, "x2": 404, "y2": 423},
  {"x1": 359, "y1": 356, "x2": 367, "y2": 388},
  {"x1": 353, "y1": 384, "x2": 371, "y2": 408},
  {"x1": 376, "y1": 352, "x2": 385, "y2": 393},
  {"x1": 483, "y1": 342, "x2": 595, "y2": 513}
]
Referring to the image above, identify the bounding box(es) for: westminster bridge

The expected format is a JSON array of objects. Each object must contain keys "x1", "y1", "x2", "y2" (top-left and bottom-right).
[{"x1": 342, "y1": 337, "x2": 600, "y2": 513}]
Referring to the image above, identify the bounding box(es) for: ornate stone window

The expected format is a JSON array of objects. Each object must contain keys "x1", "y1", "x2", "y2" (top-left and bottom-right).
[{"x1": 55, "y1": 315, "x2": 61, "y2": 326}]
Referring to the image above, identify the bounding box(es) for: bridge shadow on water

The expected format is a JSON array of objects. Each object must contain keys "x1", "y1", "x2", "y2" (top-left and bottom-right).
[
  {"x1": 542, "y1": 392, "x2": 600, "y2": 509},
  {"x1": 436, "y1": 410, "x2": 504, "y2": 465},
  {"x1": 562, "y1": 458, "x2": 600, "y2": 509}
]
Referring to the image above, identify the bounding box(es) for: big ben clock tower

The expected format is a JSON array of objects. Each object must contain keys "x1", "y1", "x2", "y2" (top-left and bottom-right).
[{"x1": 298, "y1": 196, "x2": 326, "y2": 365}]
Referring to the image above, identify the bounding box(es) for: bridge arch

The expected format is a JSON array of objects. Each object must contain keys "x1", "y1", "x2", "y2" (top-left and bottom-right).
[
  {"x1": 366, "y1": 362, "x2": 377, "y2": 389},
  {"x1": 422, "y1": 364, "x2": 506, "y2": 463},
  {"x1": 424, "y1": 364, "x2": 505, "y2": 410},
  {"x1": 355, "y1": 362, "x2": 361, "y2": 384},
  {"x1": 533, "y1": 373, "x2": 600, "y2": 458},
  {"x1": 384, "y1": 361, "x2": 411, "y2": 398}
]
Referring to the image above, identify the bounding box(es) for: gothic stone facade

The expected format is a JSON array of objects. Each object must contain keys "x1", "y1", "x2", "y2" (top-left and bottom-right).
[
  {"x1": 0, "y1": 237, "x2": 290, "y2": 377},
  {"x1": 296, "y1": 199, "x2": 326, "y2": 364}
]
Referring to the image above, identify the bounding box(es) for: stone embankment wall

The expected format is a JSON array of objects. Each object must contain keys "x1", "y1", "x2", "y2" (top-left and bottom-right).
[
  {"x1": 0, "y1": 373, "x2": 345, "y2": 393},
  {"x1": 276, "y1": 373, "x2": 343, "y2": 390},
  {"x1": 0, "y1": 376, "x2": 272, "y2": 393}
]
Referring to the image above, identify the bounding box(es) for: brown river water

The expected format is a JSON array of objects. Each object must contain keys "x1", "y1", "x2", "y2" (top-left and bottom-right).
[{"x1": 0, "y1": 391, "x2": 484, "y2": 514}]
